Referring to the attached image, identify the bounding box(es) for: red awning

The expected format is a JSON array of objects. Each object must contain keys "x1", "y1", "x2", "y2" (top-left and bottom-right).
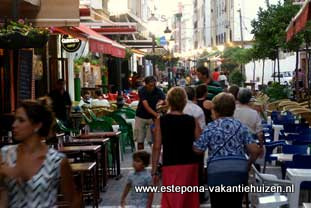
[
  {"x1": 75, "y1": 24, "x2": 125, "y2": 58},
  {"x1": 51, "y1": 27, "x2": 87, "y2": 41},
  {"x1": 286, "y1": 1, "x2": 311, "y2": 42},
  {"x1": 52, "y1": 24, "x2": 126, "y2": 58},
  {"x1": 92, "y1": 27, "x2": 136, "y2": 33}
]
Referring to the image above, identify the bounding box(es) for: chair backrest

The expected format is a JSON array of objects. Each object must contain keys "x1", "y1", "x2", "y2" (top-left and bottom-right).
[
  {"x1": 282, "y1": 144, "x2": 308, "y2": 154},
  {"x1": 87, "y1": 109, "x2": 97, "y2": 121},
  {"x1": 300, "y1": 112, "x2": 311, "y2": 126},
  {"x1": 55, "y1": 119, "x2": 70, "y2": 133},
  {"x1": 81, "y1": 112, "x2": 92, "y2": 124},
  {"x1": 283, "y1": 123, "x2": 309, "y2": 133},
  {"x1": 291, "y1": 155, "x2": 311, "y2": 169},
  {"x1": 109, "y1": 113, "x2": 128, "y2": 127},
  {"x1": 117, "y1": 108, "x2": 136, "y2": 119}
]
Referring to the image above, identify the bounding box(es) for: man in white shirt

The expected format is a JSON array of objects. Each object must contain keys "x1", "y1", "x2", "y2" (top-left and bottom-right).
[{"x1": 183, "y1": 86, "x2": 206, "y2": 130}]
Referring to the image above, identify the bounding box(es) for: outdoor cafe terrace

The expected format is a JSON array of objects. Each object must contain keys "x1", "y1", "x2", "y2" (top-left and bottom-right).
[{"x1": 2, "y1": 94, "x2": 311, "y2": 208}]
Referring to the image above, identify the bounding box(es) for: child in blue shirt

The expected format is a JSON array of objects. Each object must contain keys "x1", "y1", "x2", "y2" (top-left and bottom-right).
[{"x1": 121, "y1": 151, "x2": 152, "y2": 208}]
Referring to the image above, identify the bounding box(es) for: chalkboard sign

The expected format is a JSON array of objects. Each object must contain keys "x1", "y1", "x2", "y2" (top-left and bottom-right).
[{"x1": 18, "y1": 50, "x2": 33, "y2": 101}]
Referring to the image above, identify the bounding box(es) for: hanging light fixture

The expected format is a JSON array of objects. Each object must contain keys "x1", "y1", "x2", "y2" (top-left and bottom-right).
[
  {"x1": 164, "y1": 26, "x2": 172, "y2": 42},
  {"x1": 148, "y1": 13, "x2": 159, "y2": 21},
  {"x1": 164, "y1": 26, "x2": 172, "y2": 34}
]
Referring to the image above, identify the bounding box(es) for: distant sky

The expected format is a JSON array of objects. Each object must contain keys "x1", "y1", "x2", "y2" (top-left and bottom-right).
[{"x1": 157, "y1": 0, "x2": 179, "y2": 16}]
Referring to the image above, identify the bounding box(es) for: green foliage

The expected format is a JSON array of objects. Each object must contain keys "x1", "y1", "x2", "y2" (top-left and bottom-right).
[
  {"x1": 145, "y1": 51, "x2": 179, "y2": 69},
  {"x1": 263, "y1": 82, "x2": 291, "y2": 102},
  {"x1": 0, "y1": 20, "x2": 49, "y2": 48},
  {"x1": 101, "y1": 65, "x2": 108, "y2": 73},
  {"x1": 221, "y1": 47, "x2": 252, "y2": 72},
  {"x1": 229, "y1": 69, "x2": 246, "y2": 87},
  {"x1": 144, "y1": 52, "x2": 163, "y2": 62},
  {"x1": 158, "y1": 61, "x2": 166, "y2": 71},
  {"x1": 251, "y1": 1, "x2": 300, "y2": 59},
  {"x1": 73, "y1": 56, "x2": 101, "y2": 74},
  {"x1": 90, "y1": 59, "x2": 100, "y2": 65}
]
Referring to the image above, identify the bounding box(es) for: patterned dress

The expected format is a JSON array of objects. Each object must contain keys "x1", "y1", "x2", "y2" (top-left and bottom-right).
[{"x1": 1, "y1": 145, "x2": 65, "y2": 208}]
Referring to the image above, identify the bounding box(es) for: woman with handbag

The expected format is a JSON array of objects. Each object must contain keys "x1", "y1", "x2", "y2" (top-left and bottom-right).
[
  {"x1": 151, "y1": 87, "x2": 201, "y2": 208},
  {"x1": 193, "y1": 92, "x2": 261, "y2": 208}
]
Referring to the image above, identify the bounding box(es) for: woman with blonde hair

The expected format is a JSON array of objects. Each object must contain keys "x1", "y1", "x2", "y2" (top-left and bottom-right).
[{"x1": 151, "y1": 87, "x2": 201, "y2": 208}]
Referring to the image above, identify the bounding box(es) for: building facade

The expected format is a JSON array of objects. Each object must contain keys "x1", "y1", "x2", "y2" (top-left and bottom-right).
[
  {"x1": 181, "y1": 1, "x2": 194, "y2": 53},
  {"x1": 193, "y1": 0, "x2": 207, "y2": 49}
]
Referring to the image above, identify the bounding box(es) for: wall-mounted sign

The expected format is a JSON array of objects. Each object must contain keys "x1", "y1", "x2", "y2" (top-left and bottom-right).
[{"x1": 61, "y1": 35, "x2": 81, "y2": 52}]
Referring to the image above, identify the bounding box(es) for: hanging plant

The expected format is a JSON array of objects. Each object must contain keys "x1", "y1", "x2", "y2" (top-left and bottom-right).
[{"x1": 0, "y1": 20, "x2": 49, "y2": 48}]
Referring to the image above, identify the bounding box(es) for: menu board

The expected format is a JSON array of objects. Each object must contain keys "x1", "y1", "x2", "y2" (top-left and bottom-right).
[{"x1": 18, "y1": 50, "x2": 33, "y2": 101}]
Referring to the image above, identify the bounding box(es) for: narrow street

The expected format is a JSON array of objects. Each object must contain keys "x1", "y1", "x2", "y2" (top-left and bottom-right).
[{"x1": 97, "y1": 145, "x2": 210, "y2": 207}]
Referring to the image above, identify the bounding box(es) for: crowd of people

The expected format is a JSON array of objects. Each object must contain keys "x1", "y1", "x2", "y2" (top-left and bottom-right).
[
  {"x1": 120, "y1": 66, "x2": 264, "y2": 208},
  {"x1": 0, "y1": 65, "x2": 264, "y2": 208}
]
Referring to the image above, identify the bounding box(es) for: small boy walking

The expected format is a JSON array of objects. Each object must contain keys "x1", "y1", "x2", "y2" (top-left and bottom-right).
[{"x1": 121, "y1": 151, "x2": 152, "y2": 208}]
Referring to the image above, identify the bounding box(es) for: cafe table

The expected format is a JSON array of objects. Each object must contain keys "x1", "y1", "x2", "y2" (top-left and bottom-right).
[
  {"x1": 70, "y1": 162, "x2": 98, "y2": 207},
  {"x1": 286, "y1": 168, "x2": 311, "y2": 208},
  {"x1": 70, "y1": 138, "x2": 110, "y2": 190},
  {"x1": 77, "y1": 131, "x2": 122, "y2": 178},
  {"x1": 59, "y1": 145, "x2": 101, "y2": 199},
  {"x1": 270, "y1": 153, "x2": 294, "y2": 162},
  {"x1": 272, "y1": 124, "x2": 284, "y2": 142}
]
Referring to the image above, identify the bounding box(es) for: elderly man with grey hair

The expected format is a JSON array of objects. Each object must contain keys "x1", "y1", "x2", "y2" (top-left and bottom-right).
[{"x1": 234, "y1": 88, "x2": 263, "y2": 146}]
